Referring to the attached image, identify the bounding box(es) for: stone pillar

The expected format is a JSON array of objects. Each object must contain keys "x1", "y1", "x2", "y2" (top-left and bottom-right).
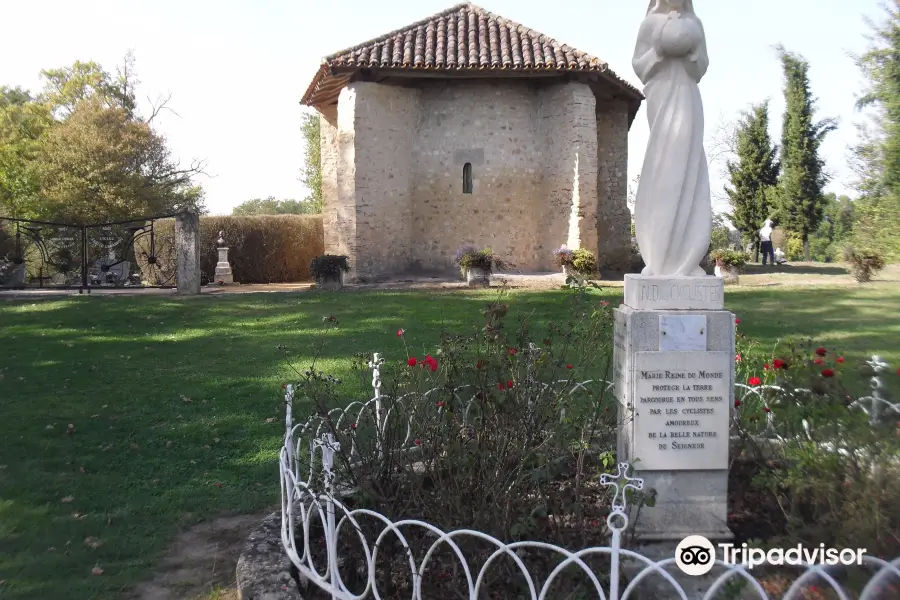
[
  {"x1": 175, "y1": 209, "x2": 201, "y2": 295},
  {"x1": 614, "y1": 274, "x2": 734, "y2": 594},
  {"x1": 596, "y1": 100, "x2": 632, "y2": 272},
  {"x1": 214, "y1": 231, "x2": 234, "y2": 284}
]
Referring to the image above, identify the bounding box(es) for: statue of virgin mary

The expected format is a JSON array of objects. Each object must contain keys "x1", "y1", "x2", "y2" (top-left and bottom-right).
[{"x1": 632, "y1": 0, "x2": 711, "y2": 277}]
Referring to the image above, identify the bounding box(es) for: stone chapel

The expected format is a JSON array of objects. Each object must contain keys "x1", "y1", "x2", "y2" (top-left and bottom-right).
[{"x1": 301, "y1": 2, "x2": 642, "y2": 280}]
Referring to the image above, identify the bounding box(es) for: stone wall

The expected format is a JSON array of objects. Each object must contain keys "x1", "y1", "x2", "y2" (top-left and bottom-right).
[
  {"x1": 538, "y1": 83, "x2": 599, "y2": 269},
  {"x1": 318, "y1": 80, "x2": 631, "y2": 279},
  {"x1": 410, "y1": 80, "x2": 544, "y2": 273},
  {"x1": 596, "y1": 99, "x2": 632, "y2": 271}
]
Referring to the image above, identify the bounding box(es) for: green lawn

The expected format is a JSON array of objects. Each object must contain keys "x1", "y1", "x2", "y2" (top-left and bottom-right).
[{"x1": 0, "y1": 283, "x2": 898, "y2": 599}]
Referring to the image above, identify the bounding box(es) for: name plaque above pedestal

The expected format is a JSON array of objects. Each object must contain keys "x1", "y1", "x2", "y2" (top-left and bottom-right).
[
  {"x1": 624, "y1": 275, "x2": 724, "y2": 311},
  {"x1": 631, "y1": 351, "x2": 731, "y2": 471}
]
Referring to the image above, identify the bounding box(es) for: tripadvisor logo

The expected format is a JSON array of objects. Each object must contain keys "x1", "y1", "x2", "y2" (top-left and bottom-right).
[
  {"x1": 674, "y1": 535, "x2": 867, "y2": 576},
  {"x1": 675, "y1": 535, "x2": 716, "y2": 576}
]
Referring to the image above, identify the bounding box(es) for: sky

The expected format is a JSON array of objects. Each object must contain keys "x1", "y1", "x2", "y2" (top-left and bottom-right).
[{"x1": 0, "y1": 0, "x2": 885, "y2": 216}]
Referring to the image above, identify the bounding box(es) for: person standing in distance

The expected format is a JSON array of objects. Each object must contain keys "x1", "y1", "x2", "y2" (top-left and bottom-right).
[{"x1": 759, "y1": 219, "x2": 775, "y2": 266}]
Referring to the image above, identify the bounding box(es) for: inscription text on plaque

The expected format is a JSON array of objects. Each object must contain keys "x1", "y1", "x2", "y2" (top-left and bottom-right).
[{"x1": 631, "y1": 351, "x2": 731, "y2": 471}]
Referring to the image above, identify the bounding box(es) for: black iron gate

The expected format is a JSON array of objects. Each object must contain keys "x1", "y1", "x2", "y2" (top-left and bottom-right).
[{"x1": 0, "y1": 214, "x2": 177, "y2": 292}]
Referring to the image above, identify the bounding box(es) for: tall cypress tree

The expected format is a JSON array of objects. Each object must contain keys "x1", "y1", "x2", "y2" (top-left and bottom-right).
[
  {"x1": 774, "y1": 45, "x2": 837, "y2": 260},
  {"x1": 725, "y1": 101, "x2": 780, "y2": 260},
  {"x1": 851, "y1": 1, "x2": 900, "y2": 260}
]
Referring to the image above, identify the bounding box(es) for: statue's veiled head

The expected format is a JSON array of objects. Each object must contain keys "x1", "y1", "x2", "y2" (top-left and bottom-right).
[{"x1": 646, "y1": 0, "x2": 694, "y2": 15}]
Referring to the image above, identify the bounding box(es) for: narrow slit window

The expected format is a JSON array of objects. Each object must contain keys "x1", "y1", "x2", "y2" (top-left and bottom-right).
[{"x1": 462, "y1": 163, "x2": 473, "y2": 194}]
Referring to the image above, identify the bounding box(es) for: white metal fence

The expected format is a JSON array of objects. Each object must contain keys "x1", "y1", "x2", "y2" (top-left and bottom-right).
[{"x1": 279, "y1": 353, "x2": 900, "y2": 599}]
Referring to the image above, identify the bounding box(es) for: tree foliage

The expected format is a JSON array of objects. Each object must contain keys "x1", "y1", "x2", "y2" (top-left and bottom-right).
[
  {"x1": 0, "y1": 54, "x2": 204, "y2": 223},
  {"x1": 300, "y1": 112, "x2": 321, "y2": 212},
  {"x1": 232, "y1": 196, "x2": 319, "y2": 216},
  {"x1": 724, "y1": 101, "x2": 781, "y2": 257},
  {"x1": 774, "y1": 45, "x2": 837, "y2": 260},
  {"x1": 851, "y1": 1, "x2": 900, "y2": 261}
]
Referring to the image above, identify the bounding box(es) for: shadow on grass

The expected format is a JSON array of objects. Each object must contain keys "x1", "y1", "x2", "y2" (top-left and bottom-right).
[
  {"x1": 741, "y1": 263, "x2": 848, "y2": 276},
  {"x1": 0, "y1": 283, "x2": 897, "y2": 599}
]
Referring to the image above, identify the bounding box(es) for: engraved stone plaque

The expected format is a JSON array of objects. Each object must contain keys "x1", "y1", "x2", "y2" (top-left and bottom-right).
[{"x1": 631, "y1": 351, "x2": 731, "y2": 471}]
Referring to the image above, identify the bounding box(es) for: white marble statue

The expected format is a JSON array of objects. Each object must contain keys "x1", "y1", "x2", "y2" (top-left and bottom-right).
[{"x1": 632, "y1": 0, "x2": 711, "y2": 277}]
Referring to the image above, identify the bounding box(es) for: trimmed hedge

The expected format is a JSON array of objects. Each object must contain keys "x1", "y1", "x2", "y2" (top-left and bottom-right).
[{"x1": 136, "y1": 215, "x2": 324, "y2": 284}]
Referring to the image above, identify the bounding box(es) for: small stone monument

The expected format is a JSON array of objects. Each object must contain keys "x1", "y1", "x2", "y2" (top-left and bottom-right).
[
  {"x1": 215, "y1": 231, "x2": 234, "y2": 285},
  {"x1": 615, "y1": 0, "x2": 734, "y2": 593}
]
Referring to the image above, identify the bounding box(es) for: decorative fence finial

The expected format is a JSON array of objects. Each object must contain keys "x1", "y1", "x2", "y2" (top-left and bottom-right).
[{"x1": 599, "y1": 462, "x2": 644, "y2": 532}]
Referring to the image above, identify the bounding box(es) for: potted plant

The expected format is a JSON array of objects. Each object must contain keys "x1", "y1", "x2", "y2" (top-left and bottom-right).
[
  {"x1": 710, "y1": 249, "x2": 747, "y2": 284},
  {"x1": 454, "y1": 245, "x2": 506, "y2": 288},
  {"x1": 309, "y1": 255, "x2": 350, "y2": 290},
  {"x1": 553, "y1": 246, "x2": 598, "y2": 280},
  {"x1": 552, "y1": 246, "x2": 574, "y2": 275}
]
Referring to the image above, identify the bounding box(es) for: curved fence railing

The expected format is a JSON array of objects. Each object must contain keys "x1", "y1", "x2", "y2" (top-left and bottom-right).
[{"x1": 279, "y1": 353, "x2": 900, "y2": 599}]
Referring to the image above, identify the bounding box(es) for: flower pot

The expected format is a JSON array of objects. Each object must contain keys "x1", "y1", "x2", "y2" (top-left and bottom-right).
[
  {"x1": 316, "y1": 271, "x2": 345, "y2": 291},
  {"x1": 714, "y1": 264, "x2": 740, "y2": 285},
  {"x1": 465, "y1": 267, "x2": 490, "y2": 288}
]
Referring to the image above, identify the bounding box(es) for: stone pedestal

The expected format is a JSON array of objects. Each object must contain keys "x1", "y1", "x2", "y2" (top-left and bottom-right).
[
  {"x1": 215, "y1": 247, "x2": 234, "y2": 284},
  {"x1": 615, "y1": 275, "x2": 734, "y2": 542},
  {"x1": 175, "y1": 209, "x2": 201, "y2": 295}
]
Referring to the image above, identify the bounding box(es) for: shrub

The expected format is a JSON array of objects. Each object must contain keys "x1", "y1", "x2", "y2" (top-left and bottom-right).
[
  {"x1": 785, "y1": 235, "x2": 804, "y2": 261},
  {"x1": 569, "y1": 248, "x2": 598, "y2": 276},
  {"x1": 286, "y1": 289, "x2": 632, "y2": 594},
  {"x1": 309, "y1": 254, "x2": 350, "y2": 280},
  {"x1": 732, "y1": 325, "x2": 900, "y2": 557},
  {"x1": 135, "y1": 214, "x2": 323, "y2": 284},
  {"x1": 843, "y1": 246, "x2": 885, "y2": 283},
  {"x1": 553, "y1": 246, "x2": 597, "y2": 276},
  {"x1": 453, "y1": 245, "x2": 507, "y2": 275},
  {"x1": 710, "y1": 249, "x2": 748, "y2": 270}
]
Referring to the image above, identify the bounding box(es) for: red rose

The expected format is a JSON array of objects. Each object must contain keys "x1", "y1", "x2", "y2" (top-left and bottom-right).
[
  {"x1": 773, "y1": 359, "x2": 786, "y2": 369},
  {"x1": 397, "y1": 328, "x2": 405, "y2": 337},
  {"x1": 734, "y1": 400, "x2": 741, "y2": 408},
  {"x1": 407, "y1": 357, "x2": 417, "y2": 367},
  {"x1": 424, "y1": 355, "x2": 438, "y2": 372},
  {"x1": 735, "y1": 354, "x2": 742, "y2": 362},
  {"x1": 508, "y1": 347, "x2": 517, "y2": 356},
  {"x1": 566, "y1": 364, "x2": 573, "y2": 369},
  {"x1": 497, "y1": 382, "x2": 505, "y2": 390},
  {"x1": 735, "y1": 318, "x2": 741, "y2": 324},
  {"x1": 821, "y1": 369, "x2": 835, "y2": 378},
  {"x1": 476, "y1": 360, "x2": 484, "y2": 369},
  {"x1": 414, "y1": 439, "x2": 421, "y2": 446},
  {"x1": 748, "y1": 377, "x2": 762, "y2": 386},
  {"x1": 763, "y1": 407, "x2": 771, "y2": 413},
  {"x1": 816, "y1": 347, "x2": 827, "y2": 356},
  {"x1": 435, "y1": 401, "x2": 445, "y2": 407},
  {"x1": 764, "y1": 363, "x2": 770, "y2": 370},
  {"x1": 836, "y1": 357, "x2": 845, "y2": 363},
  {"x1": 814, "y1": 358, "x2": 824, "y2": 365},
  {"x1": 507, "y1": 380, "x2": 514, "y2": 388},
  {"x1": 350, "y1": 423, "x2": 357, "y2": 430}
]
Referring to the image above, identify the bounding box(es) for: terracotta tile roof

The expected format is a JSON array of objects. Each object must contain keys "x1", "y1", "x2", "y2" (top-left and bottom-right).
[{"x1": 301, "y1": 2, "x2": 641, "y2": 108}]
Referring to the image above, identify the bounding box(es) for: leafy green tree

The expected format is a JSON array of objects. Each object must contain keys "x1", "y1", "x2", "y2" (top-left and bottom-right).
[
  {"x1": 709, "y1": 213, "x2": 732, "y2": 252},
  {"x1": 0, "y1": 55, "x2": 205, "y2": 223},
  {"x1": 36, "y1": 98, "x2": 204, "y2": 223},
  {"x1": 773, "y1": 45, "x2": 837, "y2": 260},
  {"x1": 808, "y1": 193, "x2": 855, "y2": 261},
  {"x1": 232, "y1": 197, "x2": 318, "y2": 215},
  {"x1": 300, "y1": 112, "x2": 321, "y2": 212},
  {"x1": 724, "y1": 101, "x2": 781, "y2": 260},
  {"x1": 39, "y1": 52, "x2": 138, "y2": 119},
  {"x1": 850, "y1": 1, "x2": 900, "y2": 261}
]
